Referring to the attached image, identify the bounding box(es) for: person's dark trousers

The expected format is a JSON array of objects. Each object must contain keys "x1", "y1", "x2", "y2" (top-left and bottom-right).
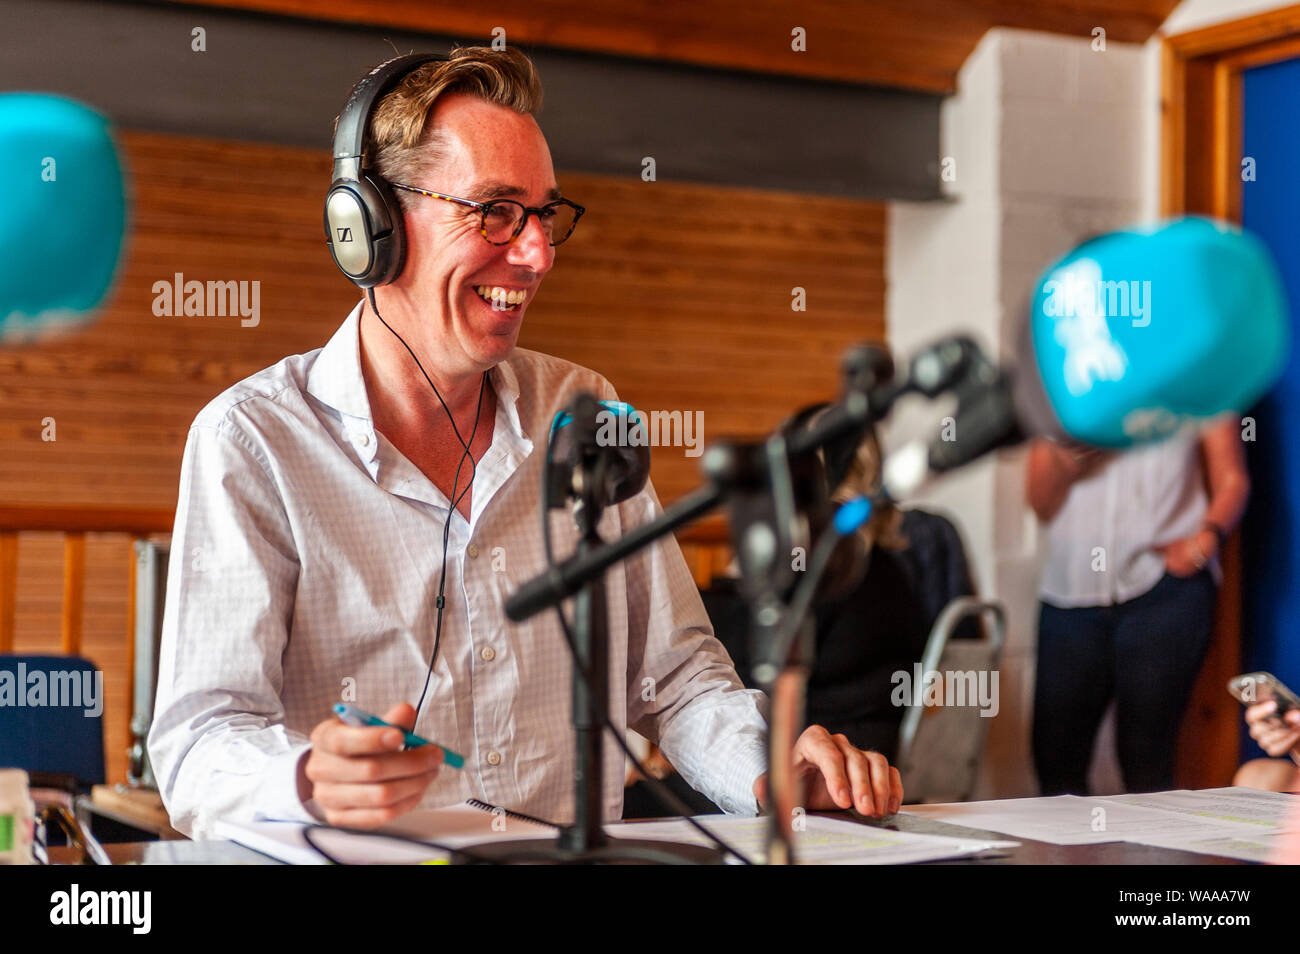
[{"x1": 1032, "y1": 569, "x2": 1217, "y2": 795}]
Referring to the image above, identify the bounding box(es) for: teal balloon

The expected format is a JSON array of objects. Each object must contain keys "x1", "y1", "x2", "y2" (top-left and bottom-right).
[{"x1": 0, "y1": 93, "x2": 126, "y2": 340}]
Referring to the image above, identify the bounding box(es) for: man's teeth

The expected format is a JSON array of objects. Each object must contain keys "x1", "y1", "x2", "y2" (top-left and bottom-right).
[{"x1": 475, "y1": 285, "x2": 527, "y2": 306}]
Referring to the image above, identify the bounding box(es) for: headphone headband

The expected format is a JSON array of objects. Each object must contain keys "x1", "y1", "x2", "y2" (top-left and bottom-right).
[
  {"x1": 331, "y1": 53, "x2": 447, "y2": 183},
  {"x1": 325, "y1": 52, "x2": 449, "y2": 288}
]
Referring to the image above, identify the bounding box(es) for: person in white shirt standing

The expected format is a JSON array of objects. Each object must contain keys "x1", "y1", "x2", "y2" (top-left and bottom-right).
[
  {"x1": 148, "y1": 46, "x2": 902, "y2": 839},
  {"x1": 1026, "y1": 419, "x2": 1249, "y2": 794}
]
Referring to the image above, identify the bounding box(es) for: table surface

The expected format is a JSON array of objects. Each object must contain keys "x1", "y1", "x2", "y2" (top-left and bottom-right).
[{"x1": 47, "y1": 808, "x2": 1246, "y2": 865}]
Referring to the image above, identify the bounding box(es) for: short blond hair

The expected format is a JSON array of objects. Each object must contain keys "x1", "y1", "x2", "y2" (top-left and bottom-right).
[{"x1": 363, "y1": 46, "x2": 543, "y2": 210}]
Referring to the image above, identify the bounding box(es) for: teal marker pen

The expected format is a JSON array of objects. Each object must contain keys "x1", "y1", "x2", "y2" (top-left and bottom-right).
[{"x1": 332, "y1": 703, "x2": 465, "y2": 769}]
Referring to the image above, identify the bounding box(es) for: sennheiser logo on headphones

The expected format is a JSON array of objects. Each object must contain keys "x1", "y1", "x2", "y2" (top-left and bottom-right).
[
  {"x1": 151, "y1": 272, "x2": 260, "y2": 328},
  {"x1": 336, "y1": 227, "x2": 352, "y2": 242}
]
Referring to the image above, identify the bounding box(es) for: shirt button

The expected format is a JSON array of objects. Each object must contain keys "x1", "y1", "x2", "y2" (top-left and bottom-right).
[
  {"x1": 467, "y1": 543, "x2": 480, "y2": 558},
  {"x1": 481, "y1": 646, "x2": 496, "y2": 661},
  {"x1": 486, "y1": 751, "x2": 501, "y2": 765},
  {"x1": 357, "y1": 432, "x2": 370, "y2": 447}
]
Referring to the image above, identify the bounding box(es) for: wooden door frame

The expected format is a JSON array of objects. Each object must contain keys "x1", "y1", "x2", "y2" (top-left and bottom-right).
[{"x1": 1163, "y1": 3, "x2": 1300, "y2": 787}]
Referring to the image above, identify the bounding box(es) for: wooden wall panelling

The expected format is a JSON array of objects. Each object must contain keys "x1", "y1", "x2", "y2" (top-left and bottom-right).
[{"x1": 0, "y1": 533, "x2": 16, "y2": 652}]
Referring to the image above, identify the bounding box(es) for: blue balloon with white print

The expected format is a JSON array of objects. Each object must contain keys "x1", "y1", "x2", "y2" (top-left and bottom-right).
[{"x1": 1029, "y1": 216, "x2": 1290, "y2": 447}]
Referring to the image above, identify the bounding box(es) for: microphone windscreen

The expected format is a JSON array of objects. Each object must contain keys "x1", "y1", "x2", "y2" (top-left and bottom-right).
[
  {"x1": 548, "y1": 398, "x2": 651, "y2": 507},
  {"x1": 1, "y1": 94, "x2": 126, "y2": 342},
  {"x1": 1027, "y1": 217, "x2": 1288, "y2": 447}
]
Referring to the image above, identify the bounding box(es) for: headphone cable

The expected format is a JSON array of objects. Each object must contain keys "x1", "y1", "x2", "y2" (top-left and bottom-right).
[{"x1": 365, "y1": 287, "x2": 486, "y2": 722}]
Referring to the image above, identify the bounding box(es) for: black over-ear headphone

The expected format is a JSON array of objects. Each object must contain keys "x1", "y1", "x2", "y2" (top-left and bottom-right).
[{"x1": 324, "y1": 53, "x2": 449, "y2": 288}]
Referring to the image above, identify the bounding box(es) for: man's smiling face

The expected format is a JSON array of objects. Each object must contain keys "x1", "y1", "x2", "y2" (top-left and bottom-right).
[{"x1": 395, "y1": 92, "x2": 560, "y2": 375}]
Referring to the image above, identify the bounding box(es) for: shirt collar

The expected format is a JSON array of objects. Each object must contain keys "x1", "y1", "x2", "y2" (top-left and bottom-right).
[
  {"x1": 306, "y1": 299, "x2": 530, "y2": 443},
  {"x1": 306, "y1": 300, "x2": 372, "y2": 422},
  {"x1": 489, "y1": 354, "x2": 527, "y2": 441}
]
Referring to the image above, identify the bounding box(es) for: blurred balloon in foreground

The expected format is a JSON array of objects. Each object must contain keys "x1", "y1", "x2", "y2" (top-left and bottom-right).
[
  {"x1": 0, "y1": 93, "x2": 126, "y2": 342},
  {"x1": 1027, "y1": 216, "x2": 1290, "y2": 448}
]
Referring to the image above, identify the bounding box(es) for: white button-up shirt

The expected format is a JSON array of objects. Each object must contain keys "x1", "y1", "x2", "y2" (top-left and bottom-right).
[
  {"x1": 149, "y1": 302, "x2": 768, "y2": 839},
  {"x1": 1037, "y1": 432, "x2": 1216, "y2": 608}
]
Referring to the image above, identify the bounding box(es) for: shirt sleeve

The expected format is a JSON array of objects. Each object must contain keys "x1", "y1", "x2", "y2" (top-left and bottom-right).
[
  {"x1": 619, "y1": 481, "x2": 770, "y2": 816},
  {"x1": 148, "y1": 419, "x2": 316, "y2": 839}
]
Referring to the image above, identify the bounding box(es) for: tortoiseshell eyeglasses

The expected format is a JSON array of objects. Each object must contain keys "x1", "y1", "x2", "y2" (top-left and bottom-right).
[{"x1": 390, "y1": 183, "x2": 585, "y2": 246}]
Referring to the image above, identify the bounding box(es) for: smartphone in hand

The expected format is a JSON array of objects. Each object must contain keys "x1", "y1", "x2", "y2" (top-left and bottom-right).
[{"x1": 1228, "y1": 671, "x2": 1300, "y2": 723}]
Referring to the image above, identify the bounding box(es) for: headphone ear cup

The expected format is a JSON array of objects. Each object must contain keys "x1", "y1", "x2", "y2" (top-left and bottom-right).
[
  {"x1": 326, "y1": 53, "x2": 447, "y2": 288},
  {"x1": 323, "y1": 175, "x2": 406, "y2": 287},
  {"x1": 365, "y1": 174, "x2": 406, "y2": 286}
]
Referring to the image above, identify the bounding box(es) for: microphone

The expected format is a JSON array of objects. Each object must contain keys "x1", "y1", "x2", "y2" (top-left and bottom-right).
[
  {"x1": 545, "y1": 393, "x2": 651, "y2": 510},
  {"x1": 884, "y1": 217, "x2": 1290, "y2": 498},
  {"x1": 1, "y1": 94, "x2": 126, "y2": 341},
  {"x1": 507, "y1": 394, "x2": 653, "y2": 623}
]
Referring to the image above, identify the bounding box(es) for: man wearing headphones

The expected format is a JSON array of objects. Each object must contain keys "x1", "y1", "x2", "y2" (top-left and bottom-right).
[{"x1": 149, "y1": 46, "x2": 902, "y2": 840}]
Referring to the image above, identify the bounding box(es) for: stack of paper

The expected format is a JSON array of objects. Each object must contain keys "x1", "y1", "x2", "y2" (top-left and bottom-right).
[
  {"x1": 903, "y1": 787, "x2": 1300, "y2": 862},
  {"x1": 610, "y1": 814, "x2": 1015, "y2": 865}
]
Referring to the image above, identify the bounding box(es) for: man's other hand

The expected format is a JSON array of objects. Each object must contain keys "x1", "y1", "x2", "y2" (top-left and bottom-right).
[
  {"x1": 753, "y1": 725, "x2": 903, "y2": 818},
  {"x1": 1246, "y1": 700, "x2": 1300, "y2": 758},
  {"x1": 302, "y1": 702, "x2": 443, "y2": 828}
]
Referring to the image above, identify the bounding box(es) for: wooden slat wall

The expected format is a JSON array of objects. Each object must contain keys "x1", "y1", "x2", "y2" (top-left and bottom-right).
[
  {"x1": 5, "y1": 534, "x2": 134, "y2": 784},
  {"x1": 521, "y1": 175, "x2": 885, "y2": 499},
  {"x1": 0, "y1": 130, "x2": 884, "y2": 783}
]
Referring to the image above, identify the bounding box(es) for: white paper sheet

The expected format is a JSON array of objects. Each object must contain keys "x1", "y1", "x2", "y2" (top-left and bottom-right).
[
  {"x1": 610, "y1": 814, "x2": 1016, "y2": 864},
  {"x1": 1125, "y1": 830, "x2": 1289, "y2": 863},
  {"x1": 903, "y1": 787, "x2": 1300, "y2": 852},
  {"x1": 904, "y1": 796, "x2": 1126, "y2": 845},
  {"x1": 1108, "y1": 787, "x2": 1300, "y2": 833}
]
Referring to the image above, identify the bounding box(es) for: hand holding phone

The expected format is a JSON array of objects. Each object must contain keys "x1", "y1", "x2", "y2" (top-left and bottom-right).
[{"x1": 1229, "y1": 672, "x2": 1300, "y2": 763}]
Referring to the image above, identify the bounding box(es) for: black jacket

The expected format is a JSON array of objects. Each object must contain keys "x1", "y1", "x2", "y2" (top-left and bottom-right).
[{"x1": 700, "y1": 508, "x2": 979, "y2": 762}]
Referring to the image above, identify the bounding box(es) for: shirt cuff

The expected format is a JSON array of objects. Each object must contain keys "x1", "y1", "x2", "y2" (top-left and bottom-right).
[
  {"x1": 720, "y1": 743, "x2": 768, "y2": 817},
  {"x1": 252, "y1": 743, "x2": 321, "y2": 824}
]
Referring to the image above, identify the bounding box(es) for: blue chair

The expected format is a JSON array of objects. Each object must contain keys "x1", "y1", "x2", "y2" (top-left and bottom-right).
[{"x1": 0, "y1": 654, "x2": 105, "y2": 791}]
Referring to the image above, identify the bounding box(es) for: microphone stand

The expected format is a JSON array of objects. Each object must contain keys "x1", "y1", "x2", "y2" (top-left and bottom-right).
[
  {"x1": 495, "y1": 348, "x2": 903, "y2": 864},
  {"x1": 559, "y1": 465, "x2": 611, "y2": 856},
  {"x1": 456, "y1": 395, "x2": 722, "y2": 864},
  {"x1": 697, "y1": 433, "x2": 810, "y2": 864}
]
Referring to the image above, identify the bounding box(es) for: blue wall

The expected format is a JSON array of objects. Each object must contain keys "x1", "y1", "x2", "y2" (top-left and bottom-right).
[{"x1": 1240, "y1": 57, "x2": 1300, "y2": 759}]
